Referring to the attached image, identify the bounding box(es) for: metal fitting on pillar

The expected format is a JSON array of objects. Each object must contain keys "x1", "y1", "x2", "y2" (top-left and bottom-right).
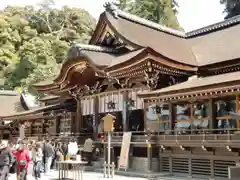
[{"x1": 111, "y1": 162, "x2": 115, "y2": 178}]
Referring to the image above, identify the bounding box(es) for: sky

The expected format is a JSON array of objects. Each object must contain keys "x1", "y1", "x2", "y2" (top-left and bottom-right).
[{"x1": 0, "y1": 0, "x2": 225, "y2": 32}]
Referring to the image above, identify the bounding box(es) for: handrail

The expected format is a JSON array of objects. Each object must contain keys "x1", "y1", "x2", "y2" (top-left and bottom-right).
[{"x1": 109, "y1": 128, "x2": 240, "y2": 135}]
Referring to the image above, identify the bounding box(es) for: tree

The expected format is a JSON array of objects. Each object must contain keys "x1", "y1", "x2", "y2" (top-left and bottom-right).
[
  {"x1": 0, "y1": 5, "x2": 96, "y2": 94},
  {"x1": 114, "y1": 0, "x2": 181, "y2": 30},
  {"x1": 220, "y1": 0, "x2": 240, "y2": 19}
]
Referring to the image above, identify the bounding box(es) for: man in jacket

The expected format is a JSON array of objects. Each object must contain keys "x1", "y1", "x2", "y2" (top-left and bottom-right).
[
  {"x1": 0, "y1": 140, "x2": 14, "y2": 180},
  {"x1": 83, "y1": 138, "x2": 93, "y2": 166},
  {"x1": 42, "y1": 139, "x2": 54, "y2": 174}
]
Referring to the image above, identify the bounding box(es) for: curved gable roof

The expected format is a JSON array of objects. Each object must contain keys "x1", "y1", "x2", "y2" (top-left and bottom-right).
[{"x1": 90, "y1": 3, "x2": 240, "y2": 67}]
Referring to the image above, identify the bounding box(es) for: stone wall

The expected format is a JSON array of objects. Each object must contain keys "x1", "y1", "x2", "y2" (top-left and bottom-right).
[{"x1": 117, "y1": 157, "x2": 159, "y2": 172}]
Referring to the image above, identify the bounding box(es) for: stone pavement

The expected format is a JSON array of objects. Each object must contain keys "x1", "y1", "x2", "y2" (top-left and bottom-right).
[
  {"x1": 7, "y1": 163, "x2": 205, "y2": 180},
  {"x1": 8, "y1": 171, "x2": 206, "y2": 180},
  {"x1": 8, "y1": 171, "x2": 147, "y2": 180}
]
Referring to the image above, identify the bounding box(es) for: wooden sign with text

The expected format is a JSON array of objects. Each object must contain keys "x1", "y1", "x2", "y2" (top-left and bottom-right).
[
  {"x1": 118, "y1": 132, "x2": 132, "y2": 170},
  {"x1": 102, "y1": 114, "x2": 115, "y2": 132}
]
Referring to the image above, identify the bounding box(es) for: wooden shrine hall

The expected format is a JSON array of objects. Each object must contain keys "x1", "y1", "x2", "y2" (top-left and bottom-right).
[{"x1": 3, "y1": 3, "x2": 240, "y2": 179}]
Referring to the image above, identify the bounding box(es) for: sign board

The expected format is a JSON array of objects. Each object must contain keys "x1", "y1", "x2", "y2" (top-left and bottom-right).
[
  {"x1": 102, "y1": 114, "x2": 115, "y2": 132},
  {"x1": 118, "y1": 132, "x2": 132, "y2": 170}
]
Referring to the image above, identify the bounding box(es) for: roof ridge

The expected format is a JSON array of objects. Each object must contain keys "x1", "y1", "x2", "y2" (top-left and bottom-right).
[
  {"x1": 104, "y1": 2, "x2": 185, "y2": 37},
  {"x1": 72, "y1": 43, "x2": 117, "y2": 53},
  {"x1": 104, "y1": 2, "x2": 240, "y2": 38},
  {"x1": 0, "y1": 90, "x2": 19, "y2": 96},
  {"x1": 186, "y1": 14, "x2": 240, "y2": 37}
]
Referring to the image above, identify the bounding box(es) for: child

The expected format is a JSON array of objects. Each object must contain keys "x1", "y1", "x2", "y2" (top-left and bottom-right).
[
  {"x1": 32, "y1": 143, "x2": 43, "y2": 180},
  {"x1": 13, "y1": 142, "x2": 31, "y2": 180}
]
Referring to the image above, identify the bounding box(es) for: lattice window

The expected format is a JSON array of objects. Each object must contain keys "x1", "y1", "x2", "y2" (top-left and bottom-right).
[
  {"x1": 172, "y1": 158, "x2": 188, "y2": 174},
  {"x1": 192, "y1": 159, "x2": 211, "y2": 176},
  {"x1": 162, "y1": 157, "x2": 170, "y2": 172},
  {"x1": 214, "y1": 160, "x2": 235, "y2": 178}
]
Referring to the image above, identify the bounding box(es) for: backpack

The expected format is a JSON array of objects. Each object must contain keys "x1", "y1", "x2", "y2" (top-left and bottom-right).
[{"x1": 17, "y1": 151, "x2": 27, "y2": 168}]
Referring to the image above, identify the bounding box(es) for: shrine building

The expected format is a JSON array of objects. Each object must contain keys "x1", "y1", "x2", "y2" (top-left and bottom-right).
[{"x1": 2, "y1": 3, "x2": 240, "y2": 179}]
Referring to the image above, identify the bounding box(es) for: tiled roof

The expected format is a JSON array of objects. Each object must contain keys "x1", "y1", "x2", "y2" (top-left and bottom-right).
[
  {"x1": 0, "y1": 104, "x2": 60, "y2": 120},
  {"x1": 138, "y1": 71, "x2": 240, "y2": 97},
  {"x1": 0, "y1": 90, "x2": 18, "y2": 96},
  {"x1": 66, "y1": 44, "x2": 117, "y2": 67},
  {"x1": 0, "y1": 91, "x2": 22, "y2": 117},
  {"x1": 104, "y1": 2, "x2": 240, "y2": 38},
  {"x1": 72, "y1": 43, "x2": 117, "y2": 53},
  {"x1": 99, "y1": 3, "x2": 240, "y2": 66}
]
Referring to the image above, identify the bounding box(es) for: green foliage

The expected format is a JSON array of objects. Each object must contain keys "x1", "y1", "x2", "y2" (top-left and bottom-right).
[
  {"x1": 114, "y1": 0, "x2": 181, "y2": 30},
  {"x1": 220, "y1": 0, "x2": 240, "y2": 19},
  {"x1": 0, "y1": 4, "x2": 96, "y2": 93}
]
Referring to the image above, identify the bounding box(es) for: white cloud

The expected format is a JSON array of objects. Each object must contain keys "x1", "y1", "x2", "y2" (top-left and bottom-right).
[{"x1": 0, "y1": 0, "x2": 225, "y2": 32}]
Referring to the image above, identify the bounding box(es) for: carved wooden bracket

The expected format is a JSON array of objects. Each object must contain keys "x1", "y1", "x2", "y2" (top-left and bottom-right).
[
  {"x1": 85, "y1": 79, "x2": 105, "y2": 95},
  {"x1": 68, "y1": 86, "x2": 84, "y2": 101},
  {"x1": 169, "y1": 76, "x2": 177, "y2": 86},
  {"x1": 114, "y1": 78, "x2": 134, "y2": 89},
  {"x1": 144, "y1": 70, "x2": 160, "y2": 89}
]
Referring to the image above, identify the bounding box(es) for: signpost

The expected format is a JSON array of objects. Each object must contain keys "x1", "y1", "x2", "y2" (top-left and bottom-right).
[
  {"x1": 102, "y1": 114, "x2": 115, "y2": 178},
  {"x1": 118, "y1": 132, "x2": 132, "y2": 170}
]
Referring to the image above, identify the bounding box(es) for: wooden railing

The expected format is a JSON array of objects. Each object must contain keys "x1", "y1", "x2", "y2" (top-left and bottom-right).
[{"x1": 106, "y1": 128, "x2": 240, "y2": 147}]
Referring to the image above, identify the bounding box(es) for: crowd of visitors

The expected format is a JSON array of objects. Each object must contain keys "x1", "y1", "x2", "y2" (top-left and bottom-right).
[{"x1": 0, "y1": 137, "x2": 94, "y2": 180}]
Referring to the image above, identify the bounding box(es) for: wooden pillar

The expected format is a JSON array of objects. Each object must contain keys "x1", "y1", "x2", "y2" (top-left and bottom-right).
[
  {"x1": 75, "y1": 99, "x2": 81, "y2": 137},
  {"x1": 104, "y1": 143, "x2": 107, "y2": 162},
  {"x1": 56, "y1": 116, "x2": 60, "y2": 135},
  {"x1": 147, "y1": 144, "x2": 152, "y2": 172},
  {"x1": 190, "y1": 103, "x2": 194, "y2": 134},
  {"x1": 235, "y1": 95, "x2": 240, "y2": 129},
  {"x1": 209, "y1": 99, "x2": 216, "y2": 129},
  {"x1": 169, "y1": 154, "x2": 173, "y2": 173},
  {"x1": 210, "y1": 159, "x2": 214, "y2": 179},
  {"x1": 159, "y1": 148, "x2": 163, "y2": 172},
  {"x1": 168, "y1": 103, "x2": 175, "y2": 132},
  {"x1": 122, "y1": 91, "x2": 129, "y2": 132},
  {"x1": 93, "y1": 96, "x2": 99, "y2": 140},
  {"x1": 188, "y1": 150, "x2": 192, "y2": 177}
]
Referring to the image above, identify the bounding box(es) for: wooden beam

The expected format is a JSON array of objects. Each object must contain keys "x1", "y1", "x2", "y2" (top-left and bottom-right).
[
  {"x1": 76, "y1": 99, "x2": 81, "y2": 137},
  {"x1": 209, "y1": 99, "x2": 216, "y2": 129},
  {"x1": 122, "y1": 90, "x2": 129, "y2": 132},
  {"x1": 168, "y1": 103, "x2": 175, "y2": 132},
  {"x1": 93, "y1": 96, "x2": 99, "y2": 140},
  {"x1": 236, "y1": 95, "x2": 240, "y2": 130}
]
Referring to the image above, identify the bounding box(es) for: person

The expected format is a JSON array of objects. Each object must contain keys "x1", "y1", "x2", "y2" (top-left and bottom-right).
[
  {"x1": 61, "y1": 143, "x2": 68, "y2": 160},
  {"x1": 9, "y1": 141, "x2": 17, "y2": 174},
  {"x1": 55, "y1": 143, "x2": 63, "y2": 162},
  {"x1": 0, "y1": 140, "x2": 14, "y2": 180},
  {"x1": 50, "y1": 141, "x2": 56, "y2": 170},
  {"x1": 83, "y1": 138, "x2": 93, "y2": 166},
  {"x1": 13, "y1": 142, "x2": 30, "y2": 180},
  {"x1": 67, "y1": 139, "x2": 78, "y2": 158},
  {"x1": 32, "y1": 143, "x2": 43, "y2": 180},
  {"x1": 42, "y1": 139, "x2": 54, "y2": 174}
]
